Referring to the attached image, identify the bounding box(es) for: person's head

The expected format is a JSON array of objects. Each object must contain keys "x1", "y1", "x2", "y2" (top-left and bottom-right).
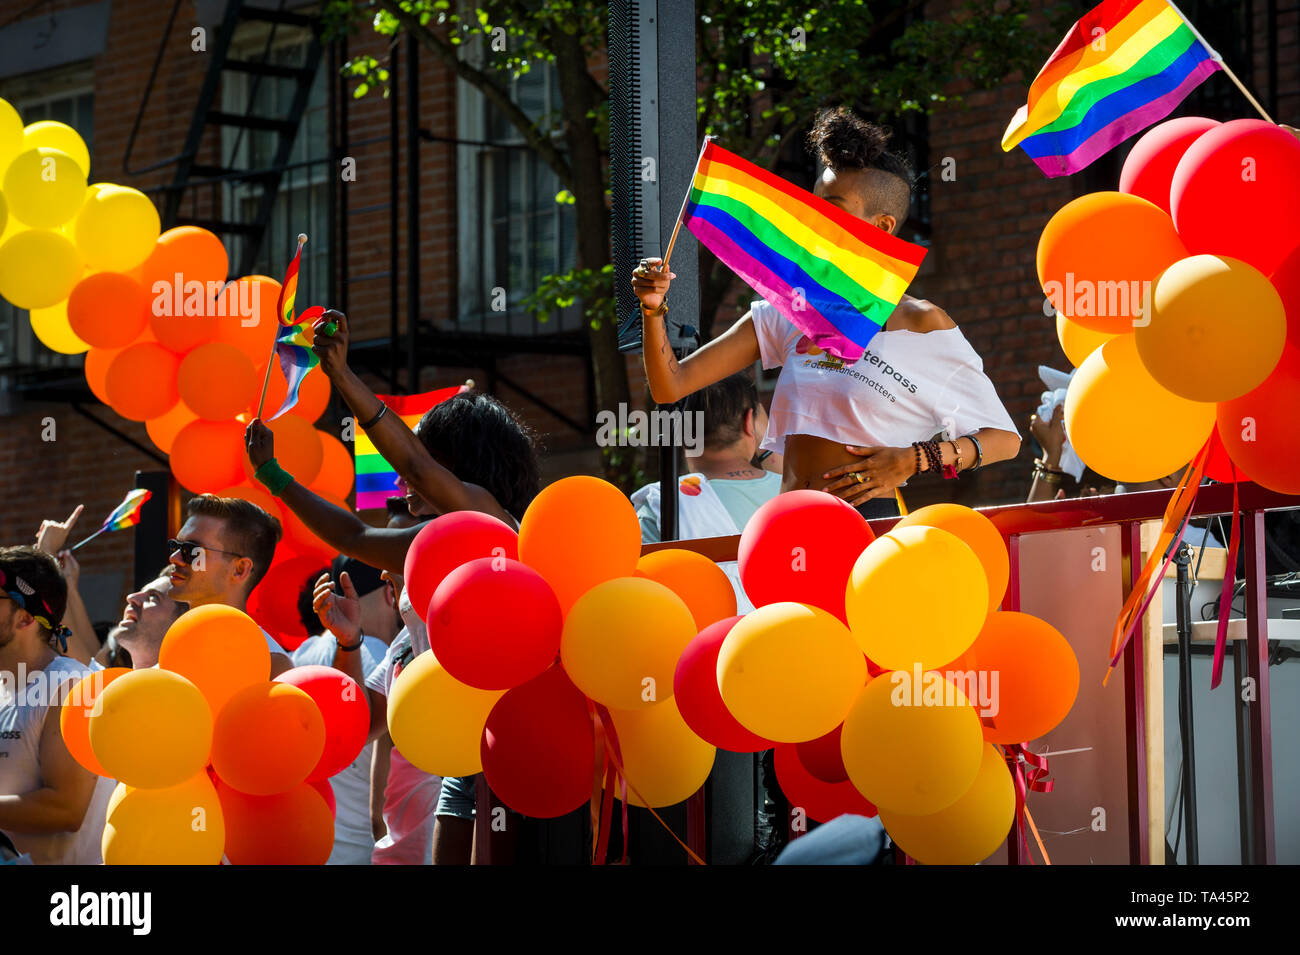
[
  {"x1": 385, "y1": 496, "x2": 419, "y2": 529},
  {"x1": 333, "y1": 556, "x2": 402, "y2": 642},
  {"x1": 809, "y1": 107, "x2": 913, "y2": 235},
  {"x1": 413, "y1": 393, "x2": 541, "y2": 520},
  {"x1": 296, "y1": 567, "x2": 333, "y2": 637},
  {"x1": 0, "y1": 546, "x2": 68, "y2": 653},
  {"x1": 168, "y1": 494, "x2": 282, "y2": 607},
  {"x1": 682, "y1": 373, "x2": 767, "y2": 461},
  {"x1": 111, "y1": 567, "x2": 188, "y2": 667}
]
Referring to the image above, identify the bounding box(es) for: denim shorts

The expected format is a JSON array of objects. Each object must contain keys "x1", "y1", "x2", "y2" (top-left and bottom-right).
[{"x1": 435, "y1": 774, "x2": 476, "y2": 819}]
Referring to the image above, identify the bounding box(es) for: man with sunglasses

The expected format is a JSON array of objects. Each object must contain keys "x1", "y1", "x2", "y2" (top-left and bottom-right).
[{"x1": 166, "y1": 494, "x2": 292, "y2": 677}]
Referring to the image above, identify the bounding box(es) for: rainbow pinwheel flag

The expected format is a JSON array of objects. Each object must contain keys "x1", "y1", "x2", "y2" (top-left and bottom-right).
[
  {"x1": 1002, "y1": 0, "x2": 1222, "y2": 177},
  {"x1": 355, "y1": 386, "x2": 470, "y2": 510},
  {"x1": 681, "y1": 140, "x2": 927, "y2": 362}
]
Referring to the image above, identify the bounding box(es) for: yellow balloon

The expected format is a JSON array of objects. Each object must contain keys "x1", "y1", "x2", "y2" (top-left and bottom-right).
[
  {"x1": 3, "y1": 147, "x2": 87, "y2": 228},
  {"x1": 1064, "y1": 335, "x2": 1216, "y2": 483},
  {"x1": 88, "y1": 668, "x2": 213, "y2": 789},
  {"x1": 840, "y1": 673, "x2": 984, "y2": 815},
  {"x1": 0, "y1": 228, "x2": 82, "y2": 310},
  {"x1": 607, "y1": 697, "x2": 716, "y2": 808},
  {"x1": 387, "y1": 650, "x2": 504, "y2": 777},
  {"x1": 716, "y1": 602, "x2": 866, "y2": 743},
  {"x1": 102, "y1": 772, "x2": 226, "y2": 865},
  {"x1": 106, "y1": 781, "x2": 131, "y2": 819},
  {"x1": 0, "y1": 189, "x2": 7, "y2": 235},
  {"x1": 74, "y1": 183, "x2": 162, "y2": 272},
  {"x1": 22, "y1": 120, "x2": 90, "y2": 176},
  {"x1": 561, "y1": 577, "x2": 697, "y2": 710},
  {"x1": 845, "y1": 525, "x2": 987, "y2": 671},
  {"x1": 879, "y1": 743, "x2": 1015, "y2": 865},
  {"x1": 30, "y1": 299, "x2": 89, "y2": 354},
  {"x1": 0, "y1": 98, "x2": 22, "y2": 173},
  {"x1": 1056, "y1": 312, "x2": 1118, "y2": 368}
]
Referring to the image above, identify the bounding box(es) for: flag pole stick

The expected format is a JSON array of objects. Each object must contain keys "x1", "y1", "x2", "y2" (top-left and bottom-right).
[
  {"x1": 69, "y1": 527, "x2": 106, "y2": 552},
  {"x1": 1166, "y1": 1, "x2": 1275, "y2": 123},
  {"x1": 257, "y1": 233, "x2": 309, "y2": 419},
  {"x1": 659, "y1": 136, "x2": 714, "y2": 273}
]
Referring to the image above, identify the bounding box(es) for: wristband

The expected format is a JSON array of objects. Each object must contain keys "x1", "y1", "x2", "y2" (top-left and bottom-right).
[
  {"x1": 359, "y1": 403, "x2": 388, "y2": 430},
  {"x1": 254, "y1": 458, "x2": 294, "y2": 496},
  {"x1": 338, "y1": 639, "x2": 364, "y2": 652}
]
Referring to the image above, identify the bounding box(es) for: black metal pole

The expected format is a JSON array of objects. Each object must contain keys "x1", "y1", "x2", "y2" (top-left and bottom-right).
[
  {"x1": 1174, "y1": 542, "x2": 1199, "y2": 864},
  {"x1": 1233, "y1": 639, "x2": 1254, "y2": 863},
  {"x1": 133, "y1": 470, "x2": 177, "y2": 591},
  {"x1": 407, "y1": 34, "x2": 420, "y2": 395}
]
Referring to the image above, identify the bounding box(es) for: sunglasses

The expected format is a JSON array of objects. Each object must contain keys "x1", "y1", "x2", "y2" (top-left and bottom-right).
[{"x1": 168, "y1": 539, "x2": 245, "y2": 565}]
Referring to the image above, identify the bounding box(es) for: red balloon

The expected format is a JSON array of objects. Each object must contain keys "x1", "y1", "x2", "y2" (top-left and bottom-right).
[
  {"x1": 403, "y1": 512, "x2": 518, "y2": 623},
  {"x1": 737, "y1": 490, "x2": 874, "y2": 623},
  {"x1": 1271, "y1": 243, "x2": 1300, "y2": 351},
  {"x1": 247, "y1": 555, "x2": 330, "y2": 647},
  {"x1": 480, "y1": 665, "x2": 594, "y2": 818},
  {"x1": 795, "y1": 723, "x2": 848, "y2": 784},
  {"x1": 1119, "y1": 117, "x2": 1219, "y2": 214},
  {"x1": 1215, "y1": 343, "x2": 1300, "y2": 494},
  {"x1": 275, "y1": 665, "x2": 369, "y2": 782},
  {"x1": 1172, "y1": 119, "x2": 1300, "y2": 276},
  {"x1": 673, "y1": 616, "x2": 774, "y2": 753},
  {"x1": 773, "y1": 743, "x2": 876, "y2": 824},
  {"x1": 215, "y1": 779, "x2": 334, "y2": 865},
  {"x1": 310, "y1": 778, "x2": 336, "y2": 817},
  {"x1": 427, "y1": 557, "x2": 562, "y2": 691},
  {"x1": 1201, "y1": 429, "x2": 1236, "y2": 483}
]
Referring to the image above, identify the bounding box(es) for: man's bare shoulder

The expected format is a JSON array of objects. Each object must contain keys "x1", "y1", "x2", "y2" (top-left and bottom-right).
[{"x1": 885, "y1": 296, "x2": 957, "y2": 333}]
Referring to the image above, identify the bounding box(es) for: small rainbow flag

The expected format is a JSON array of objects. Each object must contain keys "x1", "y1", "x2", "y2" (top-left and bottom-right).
[
  {"x1": 268, "y1": 317, "x2": 323, "y2": 421},
  {"x1": 681, "y1": 140, "x2": 927, "y2": 362},
  {"x1": 355, "y1": 385, "x2": 471, "y2": 510},
  {"x1": 70, "y1": 489, "x2": 152, "y2": 550},
  {"x1": 1002, "y1": 0, "x2": 1222, "y2": 177}
]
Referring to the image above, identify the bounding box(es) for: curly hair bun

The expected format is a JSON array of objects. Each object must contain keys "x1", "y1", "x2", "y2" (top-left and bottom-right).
[{"x1": 810, "y1": 107, "x2": 893, "y2": 169}]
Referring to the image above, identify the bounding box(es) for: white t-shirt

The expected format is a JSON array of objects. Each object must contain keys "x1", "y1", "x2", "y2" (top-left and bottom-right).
[{"x1": 751, "y1": 299, "x2": 1019, "y2": 454}]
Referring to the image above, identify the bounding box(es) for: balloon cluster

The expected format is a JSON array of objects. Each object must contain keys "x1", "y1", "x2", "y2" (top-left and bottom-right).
[
  {"x1": 1041, "y1": 117, "x2": 1300, "y2": 488},
  {"x1": 59, "y1": 606, "x2": 368, "y2": 864}
]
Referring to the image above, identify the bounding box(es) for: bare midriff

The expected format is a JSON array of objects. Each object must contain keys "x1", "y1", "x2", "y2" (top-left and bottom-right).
[{"x1": 780, "y1": 433, "x2": 867, "y2": 493}]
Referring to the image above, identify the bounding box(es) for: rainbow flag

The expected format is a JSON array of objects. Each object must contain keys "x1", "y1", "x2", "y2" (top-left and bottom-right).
[
  {"x1": 1002, "y1": 0, "x2": 1222, "y2": 177},
  {"x1": 70, "y1": 489, "x2": 152, "y2": 550},
  {"x1": 354, "y1": 386, "x2": 470, "y2": 510},
  {"x1": 681, "y1": 140, "x2": 927, "y2": 362},
  {"x1": 268, "y1": 317, "x2": 323, "y2": 421}
]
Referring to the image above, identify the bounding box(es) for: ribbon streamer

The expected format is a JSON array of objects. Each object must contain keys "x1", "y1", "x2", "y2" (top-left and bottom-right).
[{"x1": 1000, "y1": 743, "x2": 1054, "y2": 865}]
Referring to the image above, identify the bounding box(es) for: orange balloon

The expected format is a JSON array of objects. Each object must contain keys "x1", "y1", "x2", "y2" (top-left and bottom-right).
[
  {"x1": 139, "y1": 225, "x2": 228, "y2": 293},
  {"x1": 146, "y1": 400, "x2": 199, "y2": 455},
  {"x1": 217, "y1": 483, "x2": 282, "y2": 522},
  {"x1": 1037, "y1": 192, "x2": 1188, "y2": 334},
  {"x1": 211, "y1": 682, "x2": 325, "y2": 795},
  {"x1": 66, "y1": 272, "x2": 149, "y2": 348},
  {"x1": 178, "y1": 342, "x2": 258, "y2": 420},
  {"x1": 59, "y1": 667, "x2": 131, "y2": 777},
  {"x1": 216, "y1": 779, "x2": 334, "y2": 864},
  {"x1": 894, "y1": 504, "x2": 1009, "y2": 614},
  {"x1": 104, "y1": 343, "x2": 181, "y2": 421},
  {"x1": 212, "y1": 275, "x2": 279, "y2": 371},
  {"x1": 240, "y1": 413, "x2": 323, "y2": 487},
  {"x1": 158, "y1": 605, "x2": 272, "y2": 721},
  {"x1": 170, "y1": 418, "x2": 248, "y2": 492},
  {"x1": 518, "y1": 476, "x2": 643, "y2": 613},
  {"x1": 278, "y1": 492, "x2": 348, "y2": 564},
  {"x1": 635, "y1": 548, "x2": 737, "y2": 631},
  {"x1": 310, "y1": 430, "x2": 355, "y2": 501},
  {"x1": 261, "y1": 359, "x2": 331, "y2": 423},
  {"x1": 84, "y1": 346, "x2": 122, "y2": 404}
]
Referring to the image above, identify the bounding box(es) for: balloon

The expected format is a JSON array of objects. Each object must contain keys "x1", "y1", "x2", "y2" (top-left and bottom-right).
[
  {"x1": 840, "y1": 674, "x2": 984, "y2": 815},
  {"x1": 213, "y1": 275, "x2": 279, "y2": 371},
  {"x1": 310, "y1": 430, "x2": 355, "y2": 500},
  {"x1": 635, "y1": 548, "x2": 736, "y2": 631},
  {"x1": 104, "y1": 343, "x2": 181, "y2": 421},
  {"x1": 142, "y1": 227, "x2": 229, "y2": 353},
  {"x1": 178, "y1": 342, "x2": 258, "y2": 420},
  {"x1": 402, "y1": 511, "x2": 518, "y2": 621},
  {"x1": 1172, "y1": 119, "x2": 1300, "y2": 276},
  {"x1": 773, "y1": 742, "x2": 877, "y2": 823},
  {"x1": 672, "y1": 616, "x2": 774, "y2": 753},
  {"x1": 22, "y1": 120, "x2": 90, "y2": 176},
  {"x1": 0, "y1": 98, "x2": 22, "y2": 171},
  {"x1": 274, "y1": 665, "x2": 369, "y2": 782},
  {"x1": 1201, "y1": 428, "x2": 1236, "y2": 483},
  {"x1": 145, "y1": 400, "x2": 199, "y2": 455},
  {"x1": 426, "y1": 557, "x2": 562, "y2": 691},
  {"x1": 0, "y1": 228, "x2": 82, "y2": 309},
  {"x1": 1065, "y1": 335, "x2": 1216, "y2": 482},
  {"x1": 737, "y1": 490, "x2": 875, "y2": 623},
  {"x1": 844, "y1": 526, "x2": 987, "y2": 671},
  {"x1": 943, "y1": 611, "x2": 1079, "y2": 743},
  {"x1": 59, "y1": 667, "x2": 130, "y2": 777},
  {"x1": 1137, "y1": 255, "x2": 1286, "y2": 402},
  {"x1": 1119, "y1": 117, "x2": 1220, "y2": 214},
  {"x1": 880, "y1": 744, "x2": 1015, "y2": 865},
  {"x1": 217, "y1": 482, "x2": 281, "y2": 519},
  {"x1": 518, "y1": 475, "x2": 642, "y2": 613},
  {"x1": 241, "y1": 413, "x2": 322, "y2": 486},
  {"x1": 795, "y1": 723, "x2": 849, "y2": 784},
  {"x1": 717, "y1": 602, "x2": 867, "y2": 743},
  {"x1": 1215, "y1": 343, "x2": 1300, "y2": 494},
  {"x1": 480, "y1": 665, "x2": 594, "y2": 818},
  {"x1": 84, "y1": 346, "x2": 121, "y2": 404},
  {"x1": 1272, "y1": 243, "x2": 1300, "y2": 350},
  {"x1": 275, "y1": 492, "x2": 349, "y2": 565},
  {"x1": 30, "y1": 300, "x2": 90, "y2": 355},
  {"x1": 607, "y1": 697, "x2": 716, "y2": 808},
  {"x1": 560, "y1": 576, "x2": 697, "y2": 710},
  {"x1": 140, "y1": 225, "x2": 228, "y2": 293},
  {"x1": 211, "y1": 682, "x2": 325, "y2": 795},
  {"x1": 158, "y1": 605, "x2": 272, "y2": 721},
  {"x1": 102, "y1": 773, "x2": 226, "y2": 865},
  {"x1": 246, "y1": 554, "x2": 329, "y2": 646},
  {"x1": 88, "y1": 668, "x2": 213, "y2": 789},
  {"x1": 388, "y1": 650, "x2": 504, "y2": 777},
  {"x1": 310, "y1": 779, "x2": 336, "y2": 817},
  {"x1": 66, "y1": 271, "x2": 149, "y2": 348},
  {"x1": 73, "y1": 183, "x2": 161, "y2": 272},
  {"x1": 1036, "y1": 191, "x2": 1188, "y2": 333},
  {"x1": 1055, "y1": 312, "x2": 1117, "y2": 369},
  {"x1": 216, "y1": 780, "x2": 334, "y2": 865},
  {"x1": 3, "y1": 147, "x2": 86, "y2": 227},
  {"x1": 893, "y1": 503, "x2": 1008, "y2": 614},
  {"x1": 169, "y1": 418, "x2": 248, "y2": 491}
]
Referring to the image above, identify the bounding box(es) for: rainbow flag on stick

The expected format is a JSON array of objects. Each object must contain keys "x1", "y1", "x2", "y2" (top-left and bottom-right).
[
  {"x1": 681, "y1": 140, "x2": 927, "y2": 362},
  {"x1": 354, "y1": 385, "x2": 472, "y2": 510},
  {"x1": 262, "y1": 234, "x2": 325, "y2": 420},
  {"x1": 70, "y1": 489, "x2": 152, "y2": 551},
  {"x1": 1002, "y1": 0, "x2": 1224, "y2": 177}
]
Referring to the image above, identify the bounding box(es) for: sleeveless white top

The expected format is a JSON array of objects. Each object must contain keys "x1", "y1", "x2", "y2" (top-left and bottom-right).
[
  {"x1": 398, "y1": 585, "x2": 429, "y2": 656},
  {"x1": 751, "y1": 300, "x2": 1019, "y2": 453}
]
